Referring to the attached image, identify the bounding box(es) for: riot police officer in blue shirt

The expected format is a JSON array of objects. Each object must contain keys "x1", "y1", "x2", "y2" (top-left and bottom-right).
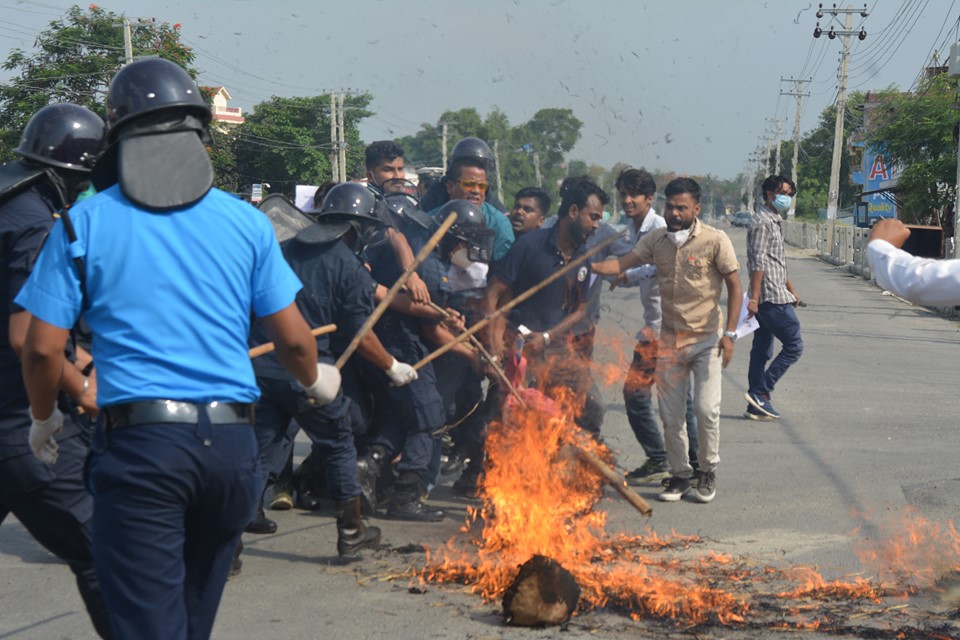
[
  {"x1": 16, "y1": 58, "x2": 340, "y2": 640},
  {"x1": 0, "y1": 103, "x2": 112, "y2": 639}
]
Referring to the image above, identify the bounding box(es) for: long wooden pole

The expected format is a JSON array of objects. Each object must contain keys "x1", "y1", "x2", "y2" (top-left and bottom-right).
[
  {"x1": 563, "y1": 445, "x2": 653, "y2": 516},
  {"x1": 248, "y1": 324, "x2": 337, "y2": 359},
  {"x1": 421, "y1": 298, "x2": 526, "y2": 408},
  {"x1": 412, "y1": 230, "x2": 626, "y2": 372},
  {"x1": 334, "y1": 213, "x2": 457, "y2": 370}
]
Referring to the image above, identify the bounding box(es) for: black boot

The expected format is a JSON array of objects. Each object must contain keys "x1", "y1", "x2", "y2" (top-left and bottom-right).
[
  {"x1": 244, "y1": 497, "x2": 278, "y2": 534},
  {"x1": 387, "y1": 473, "x2": 444, "y2": 522},
  {"x1": 356, "y1": 445, "x2": 387, "y2": 514},
  {"x1": 336, "y1": 497, "x2": 382, "y2": 557}
]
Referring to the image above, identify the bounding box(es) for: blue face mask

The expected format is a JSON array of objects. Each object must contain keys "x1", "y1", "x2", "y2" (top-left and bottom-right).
[{"x1": 772, "y1": 194, "x2": 792, "y2": 214}]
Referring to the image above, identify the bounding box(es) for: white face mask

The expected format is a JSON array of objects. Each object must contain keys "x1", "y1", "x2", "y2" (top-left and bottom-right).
[
  {"x1": 449, "y1": 247, "x2": 473, "y2": 270},
  {"x1": 666, "y1": 229, "x2": 690, "y2": 247},
  {"x1": 447, "y1": 259, "x2": 488, "y2": 292}
]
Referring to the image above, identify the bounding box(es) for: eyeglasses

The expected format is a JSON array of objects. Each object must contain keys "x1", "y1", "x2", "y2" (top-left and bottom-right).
[{"x1": 458, "y1": 179, "x2": 488, "y2": 191}]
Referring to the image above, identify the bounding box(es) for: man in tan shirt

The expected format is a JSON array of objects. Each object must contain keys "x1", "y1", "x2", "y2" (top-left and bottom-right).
[{"x1": 593, "y1": 177, "x2": 741, "y2": 504}]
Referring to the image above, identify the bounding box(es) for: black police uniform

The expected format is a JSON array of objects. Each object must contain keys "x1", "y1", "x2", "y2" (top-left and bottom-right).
[
  {"x1": 250, "y1": 237, "x2": 373, "y2": 504},
  {"x1": 0, "y1": 182, "x2": 112, "y2": 639},
  {"x1": 362, "y1": 222, "x2": 446, "y2": 504},
  {"x1": 492, "y1": 225, "x2": 606, "y2": 435}
]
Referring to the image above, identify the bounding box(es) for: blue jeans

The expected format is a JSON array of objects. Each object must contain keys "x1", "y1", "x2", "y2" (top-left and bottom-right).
[
  {"x1": 623, "y1": 341, "x2": 699, "y2": 468},
  {"x1": 748, "y1": 302, "x2": 804, "y2": 397}
]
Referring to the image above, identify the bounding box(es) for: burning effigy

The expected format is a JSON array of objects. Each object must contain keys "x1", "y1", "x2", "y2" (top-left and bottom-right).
[{"x1": 420, "y1": 367, "x2": 960, "y2": 638}]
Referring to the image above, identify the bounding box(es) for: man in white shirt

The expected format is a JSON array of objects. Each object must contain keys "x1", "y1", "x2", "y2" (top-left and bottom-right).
[{"x1": 867, "y1": 218, "x2": 960, "y2": 305}]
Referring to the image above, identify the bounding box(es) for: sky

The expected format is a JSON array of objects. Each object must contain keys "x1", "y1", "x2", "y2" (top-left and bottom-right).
[{"x1": 0, "y1": 0, "x2": 956, "y2": 180}]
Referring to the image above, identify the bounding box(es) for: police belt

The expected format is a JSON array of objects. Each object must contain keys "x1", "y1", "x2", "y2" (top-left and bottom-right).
[{"x1": 104, "y1": 401, "x2": 255, "y2": 430}]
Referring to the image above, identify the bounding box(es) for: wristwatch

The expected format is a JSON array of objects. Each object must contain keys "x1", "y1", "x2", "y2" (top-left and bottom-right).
[{"x1": 723, "y1": 330, "x2": 737, "y2": 341}]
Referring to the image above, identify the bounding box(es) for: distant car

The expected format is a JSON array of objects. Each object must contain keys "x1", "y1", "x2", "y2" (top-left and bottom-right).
[{"x1": 730, "y1": 211, "x2": 753, "y2": 228}]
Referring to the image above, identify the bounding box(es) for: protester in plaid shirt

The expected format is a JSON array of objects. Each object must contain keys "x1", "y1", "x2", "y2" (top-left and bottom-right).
[{"x1": 743, "y1": 175, "x2": 804, "y2": 421}]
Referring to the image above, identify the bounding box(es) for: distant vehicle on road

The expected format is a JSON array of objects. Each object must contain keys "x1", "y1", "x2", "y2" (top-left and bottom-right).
[{"x1": 730, "y1": 211, "x2": 753, "y2": 228}]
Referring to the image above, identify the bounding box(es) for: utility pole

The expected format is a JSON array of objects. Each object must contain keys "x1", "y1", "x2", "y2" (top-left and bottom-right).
[
  {"x1": 781, "y1": 77, "x2": 811, "y2": 217},
  {"x1": 532, "y1": 151, "x2": 542, "y2": 188},
  {"x1": 764, "y1": 134, "x2": 773, "y2": 175},
  {"x1": 814, "y1": 3, "x2": 868, "y2": 246},
  {"x1": 337, "y1": 93, "x2": 346, "y2": 182},
  {"x1": 122, "y1": 18, "x2": 133, "y2": 64},
  {"x1": 774, "y1": 118, "x2": 783, "y2": 175},
  {"x1": 329, "y1": 92, "x2": 338, "y2": 182},
  {"x1": 441, "y1": 122, "x2": 448, "y2": 169},
  {"x1": 493, "y1": 139, "x2": 504, "y2": 204}
]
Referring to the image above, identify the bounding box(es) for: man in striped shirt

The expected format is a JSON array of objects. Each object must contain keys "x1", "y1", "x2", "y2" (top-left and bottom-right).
[{"x1": 743, "y1": 175, "x2": 804, "y2": 420}]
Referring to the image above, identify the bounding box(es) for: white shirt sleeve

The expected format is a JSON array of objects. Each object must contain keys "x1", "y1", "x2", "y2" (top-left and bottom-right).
[{"x1": 867, "y1": 239, "x2": 960, "y2": 307}]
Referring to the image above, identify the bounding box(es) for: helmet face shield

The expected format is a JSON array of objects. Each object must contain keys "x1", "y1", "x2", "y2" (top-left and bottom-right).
[{"x1": 465, "y1": 229, "x2": 495, "y2": 263}]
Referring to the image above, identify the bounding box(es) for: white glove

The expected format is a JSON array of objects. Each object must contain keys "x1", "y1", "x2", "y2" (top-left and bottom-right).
[
  {"x1": 29, "y1": 407, "x2": 63, "y2": 465},
  {"x1": 300, "y1": 362, "x2": 342, "y2": 406},
  {"x1": 385, "y1": 358, "x2": 418, "y2": 387}
]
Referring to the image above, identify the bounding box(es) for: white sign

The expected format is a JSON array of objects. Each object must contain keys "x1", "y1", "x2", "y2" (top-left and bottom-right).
[{"x1": 251, "y1": 183, "x2": 263, "y2": 203}]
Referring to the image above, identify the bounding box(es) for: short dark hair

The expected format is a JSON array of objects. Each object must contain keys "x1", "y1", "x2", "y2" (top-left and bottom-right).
[
  {"x1": 447, "y1": 157, "x2": 487, "y2": 182},
  {"x1": 615, "y1": 167, "x2": 656, "y2": 197},
  {"x1": 311, "y1": 181, "x2": 338, "y2": 210},
  {"x1": 761, "y1": 174, "x2": 785, "y2": 197},
  {"x1": 557, "y1": 175, "x2": 609, "y2": 218},
  {"x1": 664, "y1": 177, "x2": 701, "y2": 202},
  {"x1": 781, "y1": 176, "x2": 797, "y2": 196},
  {"x1": 514, "y1": 186, "x2": 551, "y2": 215},
  {"x1": 364, "y1": 140, "x2": 404, "y2": 170}
]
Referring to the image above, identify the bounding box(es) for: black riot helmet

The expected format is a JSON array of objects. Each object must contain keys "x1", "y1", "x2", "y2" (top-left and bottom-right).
[
  {"x1": 383, "y1": 190, "x2": 434, "y2": 231},
  {"x1": 298, "y1": 182, "x2": 390, "y2": 252},
  {"x1": 449, "y1": 137, "x2": 493, "y2": 168},
  {"x1": 92, "y1": 58, "x2": 214, "y2": 211},
  {"x1": 14, "y1": 103, "x2": 106, "y2": 172},
  {"x1": 105, "y1": 57, "x2": 211, "y2": 141},
  {"x1": 437, "y1": 199, "x2": 494, "y2": 263}
]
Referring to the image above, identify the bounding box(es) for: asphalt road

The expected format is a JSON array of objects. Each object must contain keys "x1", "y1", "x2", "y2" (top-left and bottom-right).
[{"x1": 2, "y1": 224, "x2": 958, "y2": 639}]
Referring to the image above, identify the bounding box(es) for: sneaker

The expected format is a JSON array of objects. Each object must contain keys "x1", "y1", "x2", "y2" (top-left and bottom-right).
[
  {"x1": 625, "y1": 459, "x2": 670, "y2": 485},
  {"x1": 693, "y1": 470, "x2": 716, "y2": 503},
  {"x1": 658, "y1": 476, "x2": 691, "y2": 502},
  {"x1": 744, "y1": 391, "x2": 780, "y2": 419},
  {"x1": 269, "y1": 480, "x2": 294, "y2": 510},
  {"x1": 744, "y1": 404, "x2": 775, "y2": 421}
]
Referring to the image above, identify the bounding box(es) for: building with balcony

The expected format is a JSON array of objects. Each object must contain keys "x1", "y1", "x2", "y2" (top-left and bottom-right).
[{"x1": 201, "y1": 86, "x2": 245, "y2": 129}]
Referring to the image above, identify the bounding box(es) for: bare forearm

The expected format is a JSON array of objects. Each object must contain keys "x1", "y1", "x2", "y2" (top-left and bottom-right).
[
  {"x1": 748, "y1": 270, "x2": 764, "y2": 301},
  {"x1": 22, "y1": 320, "x2": 70, "y2": 419},
  {"x1": 259, "y1": 303, "x2": 319, "y2": 387},
  {"x1": 356, "y1": 331, "x2": 395, "y2": 370},
  {"x1": 725, "y1": 274, "x2": 742, "y2": 332}
]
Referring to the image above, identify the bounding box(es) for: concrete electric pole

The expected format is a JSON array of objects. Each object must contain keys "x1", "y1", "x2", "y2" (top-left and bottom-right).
[
  {"x1": 329, "y1": 92, "x2": 338, "y2": 182},
  {"x1": 493, "y1": 139, "x2": 504, "y2": 204},
  {"x1": 441, "y1": 122, "x2": 448, "y2": 169},
  {"x1": 814, "y1": 3, "x2": 868, "y2": 245},
  {"x1": 774, "y1": 118, "x2": 783, "y2": 175},
  {"x1": 337, "y1": 93, "x2": 346, "y2": 182},
  {"x1": 781, "y1": 77, "x2": 811, "y2": 218}
]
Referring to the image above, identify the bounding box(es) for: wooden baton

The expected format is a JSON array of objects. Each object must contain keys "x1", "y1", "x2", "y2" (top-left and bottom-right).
[
  {"x1": 248, "y1": 324, "x2": 337, "y2": 359},
  {"x1": 420, "y1": 298, "x2": 527, "y2": 408},
  {"x1": 564, "y1": 445, "x2": 653, "y2": 516},
  {"x1": 334, "y1": 213, "x2": 457, "y2": 370},
  {"x1": 411, "y1": 230, "x2": 627, "y2": 372}
]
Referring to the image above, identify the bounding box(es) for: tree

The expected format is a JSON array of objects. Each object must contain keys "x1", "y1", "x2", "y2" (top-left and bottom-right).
[
  {"x1": 232, "y1": 93, "x2": 372, "y2": 197},
  {"x1": 864, "y1": 74, "x2": 957, "y2": 230},
  {"x1": 0, "y1": 4, "x2": 194, "y2": 162},
  {"x1": 793, "y1": 96, "x2": 862, "y2": 220}
]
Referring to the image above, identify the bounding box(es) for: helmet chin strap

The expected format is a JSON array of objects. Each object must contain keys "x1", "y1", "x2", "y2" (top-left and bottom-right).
[{"x1": 42, "y1": 167, "x2": 90, "y2": 309}]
